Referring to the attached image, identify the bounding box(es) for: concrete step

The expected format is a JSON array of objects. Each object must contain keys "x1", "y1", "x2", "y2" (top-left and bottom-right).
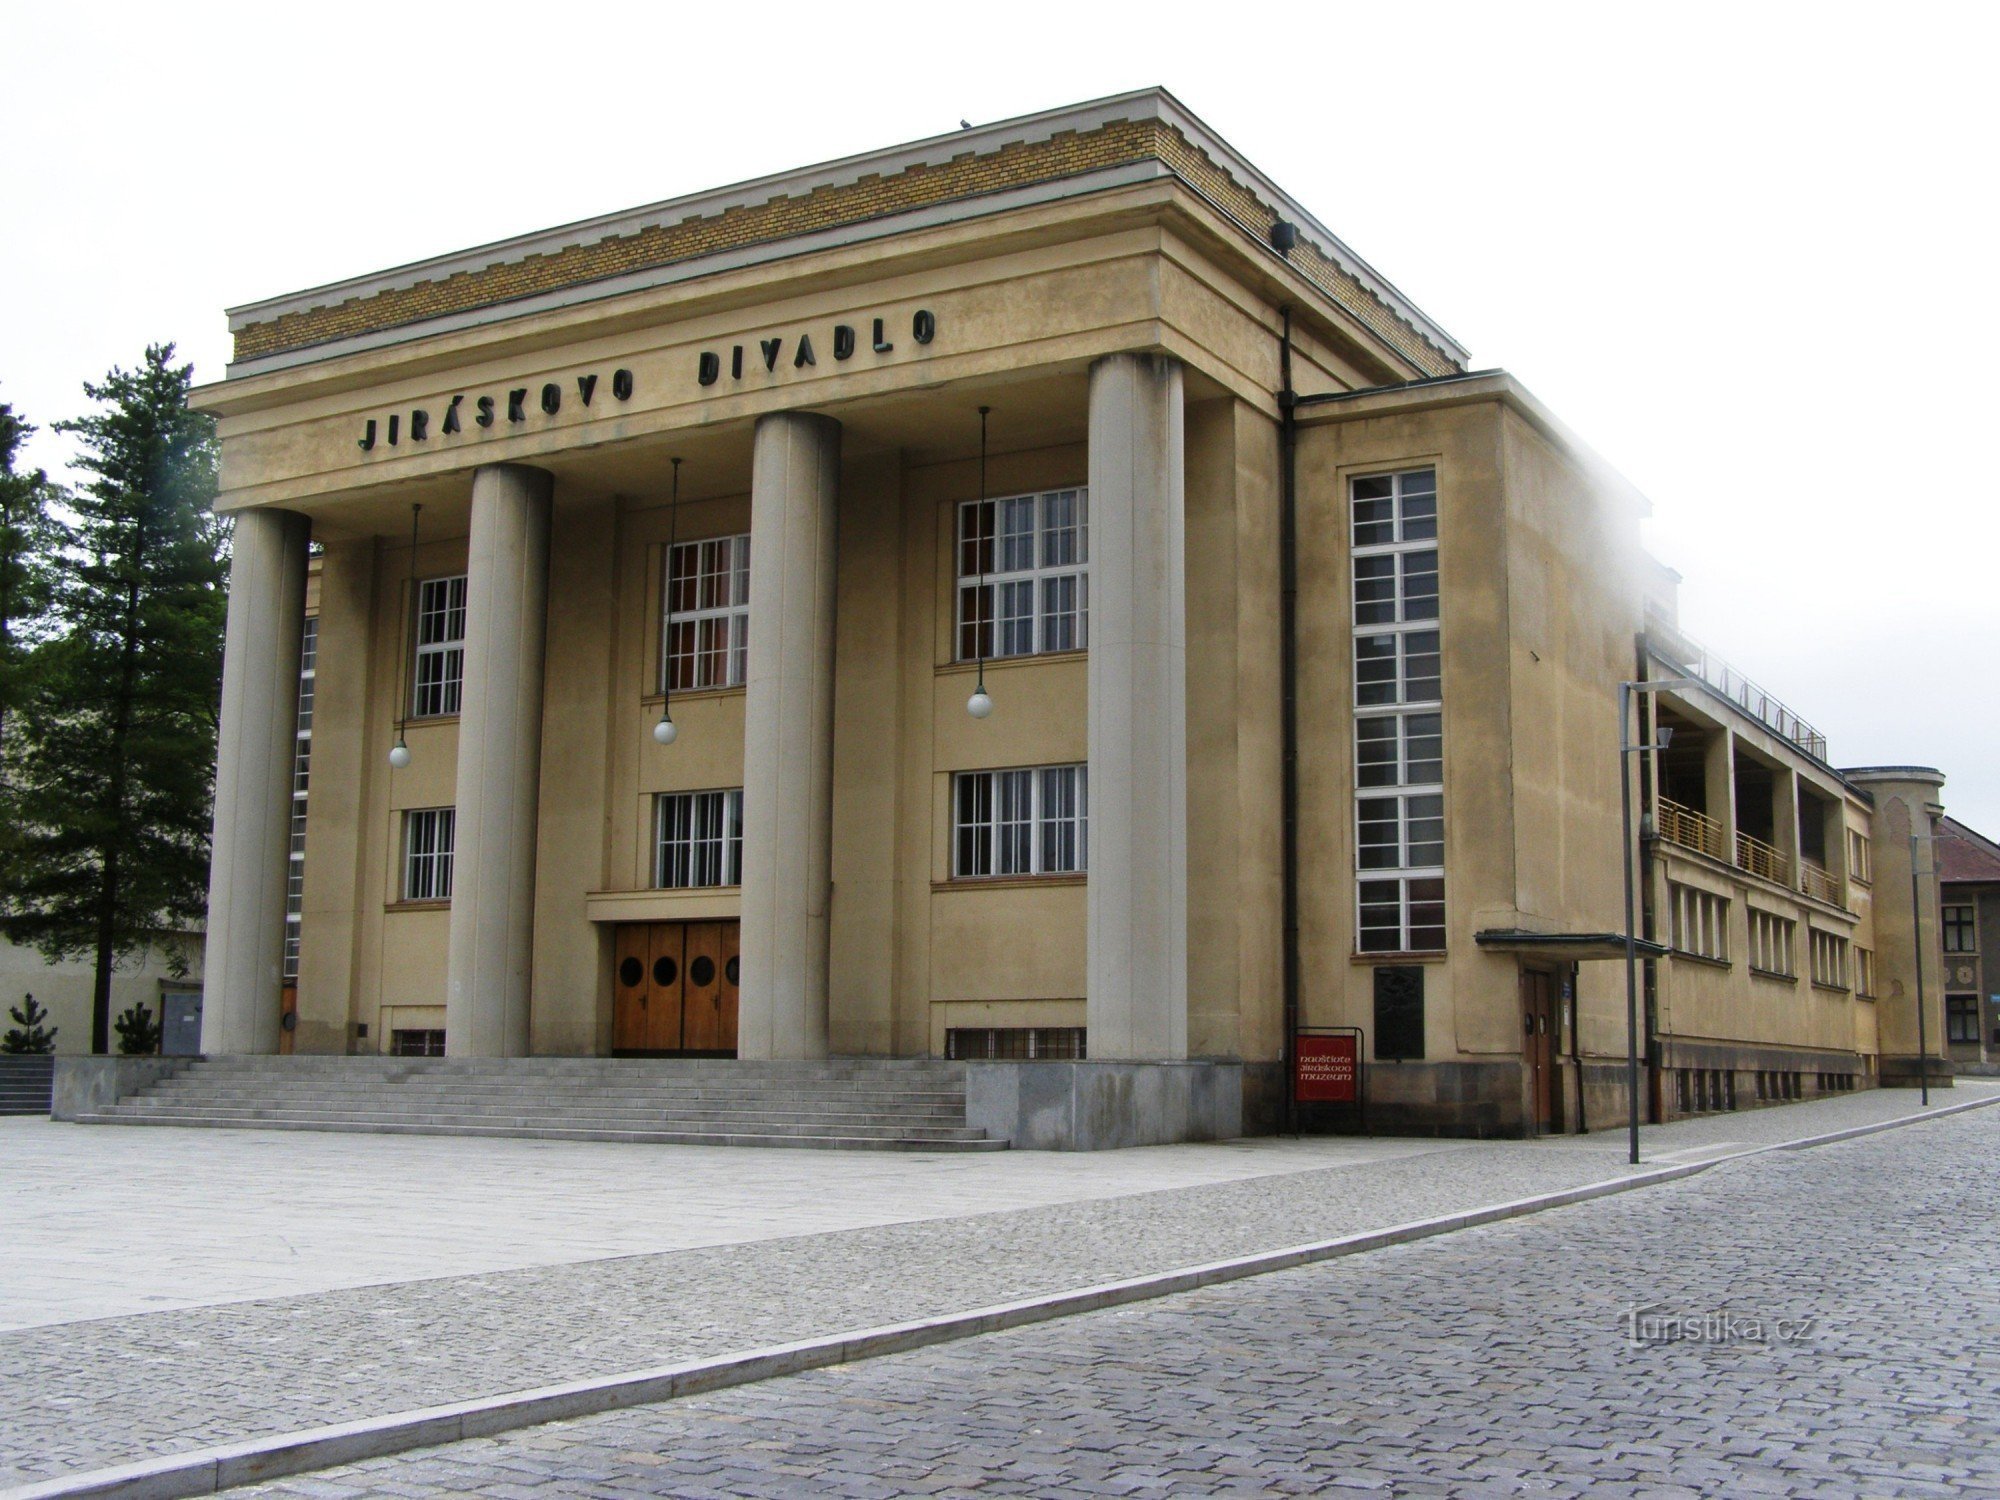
[
  {"x1": 176, "y1": 1058, "x2": 964, "y2": 1079},
  {"x1": 91, "y1": 1103, "x2": 995, "y2": 1139},
  {"x1": 71, "y1": 1112, "x2": 1007, "y2": 1151},
  {"x1": 140, "y1": 1085, "x2": 968, "y2": 1110},
  {"x1": 115, "y1": 1098, "x2": 970, "y2": 1127}
]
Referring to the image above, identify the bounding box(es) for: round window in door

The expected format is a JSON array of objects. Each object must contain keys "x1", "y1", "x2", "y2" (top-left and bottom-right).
[
  {"x1": 725, "y1": 956, "x2": 739, "y2": 986},
  {"x1": 653, "y1": 956, "x2": 679, "y2": 987},
  {"x1": 690, "y1": 955, "x2": 716, "y2": 987},
  {"x1": 619, "y1": 956, "x2": 644, "y2": 987}
]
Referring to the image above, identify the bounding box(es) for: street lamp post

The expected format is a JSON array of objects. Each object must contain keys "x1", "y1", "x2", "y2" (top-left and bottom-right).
[
  {"x1": 1620, "y1": 678, "x2": 1700, "y2": 1166},
  {"x1": 1910, "y1": 832, "x2": 1931, "y2": 1108}
]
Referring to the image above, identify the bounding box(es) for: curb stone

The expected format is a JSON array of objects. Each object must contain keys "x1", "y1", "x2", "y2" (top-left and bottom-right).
[{"x1": 9, "y1": 1090, "x2": 1996, "y2": 1500}]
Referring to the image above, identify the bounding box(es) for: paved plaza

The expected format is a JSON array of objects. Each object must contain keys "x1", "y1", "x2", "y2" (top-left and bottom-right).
[
  {"x1": 229, "y1": 1102, "x2": 2000, "y2": 1498},
  {"x1": 3, "y1": 1084, "x2": 1996, "y2": 1493}
]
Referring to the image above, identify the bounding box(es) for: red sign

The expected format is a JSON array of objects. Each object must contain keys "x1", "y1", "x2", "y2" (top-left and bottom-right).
[{"x1": 1295, "y1": 1034, "x2": 1358, "y2": 1103}]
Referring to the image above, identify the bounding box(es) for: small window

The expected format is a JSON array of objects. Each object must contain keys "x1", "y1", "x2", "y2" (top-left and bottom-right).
[
  {"x1": 1809, "y1": 929, "x2": 1848, "y2": 989},
  {"x1": 654, "y1": 789, "x2": 744, "y2": 889},
  {"x1": 1855, "y1": 946, "x2": 1876, "y2": 998},
  {"x1": 1670, "y1": 884, "x2": 1729, "y2": 962},
  {"x1": 391, "y1": 1028, "x2": 447, "y2": 1057},
  {"x1": 946, "y1": 1027, "x2": 1087, "y2": 1060},
  {"x1": 957, "y1": 489, "x2": 1089, "y2": 661},
  {"x1": 1847, "y1": 830, "x2": 1872, "y2": 884},
  {"x1": 1947, "y1": 995, "x2": 1979, "y2": 1043},
  {"x1": 1748, "y1": 910, "x2": 1796, "y2": 977},
  {"x1": 953, "y1": 765, "x2": 1088, "y2": 878},
  {"x1": 663, "y1": 535, "x2": 751, "y2": 692},
  {"x1": 401, "y1": 808, "x2": 455, "y2": 903},
  {"x1": 412, "y1": 575, "x2": 468, "y2": 718},
  {"x1": 1943, "y1": 905, "x2": 1977, "y2": 954}
]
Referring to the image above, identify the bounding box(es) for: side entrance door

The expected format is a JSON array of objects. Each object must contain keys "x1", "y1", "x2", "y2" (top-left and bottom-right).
[
  {"x1": 1521, "y1": 967, "x2": 1559, "y2": 1134},
  {"x1": 614, "y1": 920, "x2": 740, "y2": 1056}
]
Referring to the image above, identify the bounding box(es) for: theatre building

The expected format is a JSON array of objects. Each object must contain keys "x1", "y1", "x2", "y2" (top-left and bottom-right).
[{"x1": 123, "y1": 89, "x2": 1950, "y2": 1146}]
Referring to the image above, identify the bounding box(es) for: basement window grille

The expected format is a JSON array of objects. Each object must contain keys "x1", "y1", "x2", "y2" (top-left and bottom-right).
[
  {"x1": 390, "y1": 1029, "x2": 446, "y2": 1057},
  {"x1": 945, "y1": 1026, "x2": 1087, "y2": 1061}
]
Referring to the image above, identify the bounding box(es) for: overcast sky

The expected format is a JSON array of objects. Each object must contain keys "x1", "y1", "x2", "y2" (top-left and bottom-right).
[{"x1": 7, "y1": 2, "x2": 1994, "y2": 832}]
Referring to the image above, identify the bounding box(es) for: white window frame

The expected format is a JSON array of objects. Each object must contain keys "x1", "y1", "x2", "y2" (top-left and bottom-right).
[
  {"x1": 1848, "y1": 830, "x2": 1872, "y2": 884},
  {"x1": 412, "y1": 574, "x2": 467, "y2": 719},
  {"x1": 1809, "y1": 929, "x2": 1849, "y2": 989},
  {"x1": 1855, "y1": 946, "x2": 1876, "y2": 998},
  {"x1": 653, "y1": 789, "x2": 744, "y2": 889},
  {"x1": 401, "y1": 807, "x2": 455, "y2": 903},
  {"x1": 952, "y1": 764, "x2": 1088, "y2": 878},
  {"x1": 284, "y1": 617, "x2": 317, "y2": 982},
  {"x1": 1352, "y1": 469, "x2": 1445, "y2": 954},
  {"x1": 956, "y1": 489, "x2": 1089, "y2": 662},
  {"x1": 663, "y1": 535, "x2": 751, "y2": 692}
]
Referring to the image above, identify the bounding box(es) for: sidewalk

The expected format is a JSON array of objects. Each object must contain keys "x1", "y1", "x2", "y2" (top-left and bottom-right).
[{"x1": 6, "y1": 1082, "x2": 1996, "y2": 1491}]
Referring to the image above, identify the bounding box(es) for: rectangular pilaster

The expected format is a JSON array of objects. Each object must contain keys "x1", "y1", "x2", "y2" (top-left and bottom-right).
[{"x1": 1086, "y1": 352, "x2": 1189, "y2": 1060}]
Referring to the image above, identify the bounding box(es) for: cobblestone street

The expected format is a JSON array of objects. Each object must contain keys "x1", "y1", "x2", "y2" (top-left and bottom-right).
[{"x1": 231, "y1": 1104, "x2": 2000, "y2": 1498}]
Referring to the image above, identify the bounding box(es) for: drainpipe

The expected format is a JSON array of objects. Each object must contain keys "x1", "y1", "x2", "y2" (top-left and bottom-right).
[{"x1": 1278, "y1": 306, "x2": 1301, "y2": 1137}]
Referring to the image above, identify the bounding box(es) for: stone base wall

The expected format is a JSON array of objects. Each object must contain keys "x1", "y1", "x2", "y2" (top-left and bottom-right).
[
  {"x1": 964, "y1": 1060, "x2": 1247, "y2": 1151},
  {"x1": 1878, "y1": 1054, "x2": 1956, "y2": 1090},
  {"x1": 50, "y1": 1056, "x2": 193, "y2": 1119}
]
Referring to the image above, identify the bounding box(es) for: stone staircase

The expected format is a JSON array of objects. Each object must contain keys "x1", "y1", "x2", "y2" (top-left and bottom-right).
[
  {"x1": 69, "y1": 1056, "x2": 1006, "y2": 1151},
  {"x1": 0, "y1": 1055, "x2": 55, "y2": 1115}
]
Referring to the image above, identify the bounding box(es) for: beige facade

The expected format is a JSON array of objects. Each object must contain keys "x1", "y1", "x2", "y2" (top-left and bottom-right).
[{"x1": 190, "y1": 89, "x2": 1942, "y2": 1138}]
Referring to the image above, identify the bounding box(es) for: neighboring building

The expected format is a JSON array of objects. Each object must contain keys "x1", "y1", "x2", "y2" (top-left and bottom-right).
[
  {"x1": 1938, "y1": 816, "x2": 2000, "y2": 1074},
  {"x1": 182, "y1": 89, "x2": 1948, "y2": 1140},
  {"x1": 0, "y1": 935, "x2": 202, "y2": 1056}
]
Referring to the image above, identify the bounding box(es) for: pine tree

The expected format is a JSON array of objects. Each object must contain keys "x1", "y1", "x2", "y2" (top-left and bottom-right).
[
  {"x1": 0, "y1": 398, "x2": 68, "y2": 778},
  {"x1": 6, "y1": 346, "x2": 227, "y2": 1054},
  {"x1": 113, "y1": 1002, "x2": 161, "y2": 1056},
  {"x1": 1, "y1": 994, "x2": 57, "y2": 1054}
]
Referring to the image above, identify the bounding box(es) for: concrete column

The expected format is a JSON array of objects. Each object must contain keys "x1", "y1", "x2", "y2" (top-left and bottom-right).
[
  {"x1": 1704, "y1": 726, "x2": 1737, "y2": 849},
  {"x1": 737, "y1": 412, "x2": 840, "y2": 1060},
  {"x1": 445, "y1": 464, "x2": 553, "y2": 1057},
  {"x1": 201, "y1": 507, "x2": 310, "y2": 1055},
  {"x1": 1086, "y1": 352, "x2": 1189, "y2": 1060}
]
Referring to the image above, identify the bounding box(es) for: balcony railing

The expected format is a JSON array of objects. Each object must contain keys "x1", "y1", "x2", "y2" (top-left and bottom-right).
[
  {"x1": 1799, "y1": 861, "x2": 1843, "y2": 907},
  {"x1": 1658, "y1": 797, "x2": 1727, "y2": 861},
  {"x1": 1736, "y1": 830, "x2": 1792, "y2": 887},
  {"x1": 1644, "y1": 608, "x2": 1829, "y2": 761}
]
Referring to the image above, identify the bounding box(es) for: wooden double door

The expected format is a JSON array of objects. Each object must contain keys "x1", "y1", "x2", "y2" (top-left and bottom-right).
[{"x1": 614, "y1": 920, "x2": 740, "y2": 1056}]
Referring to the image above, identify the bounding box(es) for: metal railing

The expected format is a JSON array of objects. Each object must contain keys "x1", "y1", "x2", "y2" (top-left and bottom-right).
[
  {"x1": 1657, "y1": 797, "x2": 1727, "y2": 861},
  {"x1": 1799, "y1": 861, "x2": 1843, "y2": 907},
  {"x1": 1736, "y1": 830, "x2": 1792, "y2": 887},
  {"x1": 1644, "y1": 608, "x2": 1829, "y2": 761}
]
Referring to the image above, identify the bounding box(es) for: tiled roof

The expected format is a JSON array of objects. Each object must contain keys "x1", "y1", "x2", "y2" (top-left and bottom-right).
[{"x1": 1939, "y1": 815, "x2": 2000, "y2": 885}]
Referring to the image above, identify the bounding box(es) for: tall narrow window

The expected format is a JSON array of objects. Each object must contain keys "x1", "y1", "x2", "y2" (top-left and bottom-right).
[
  {"x1": 1943, "y1": 905, "x2": 1977, "y2": 954},
  {"x1": 284, "y1": 617, "x2": 317, "y2": 982},
  {"x1": 402, "y1": 807, "x2": 455, "y2": 902},
  {"x1": 654, "y1": 789, "x2": 744, "y2": 888},
  {"x1": 957, "y1": 489, "x2": 1089, "y2": 660},
  {"x1": 663, "y1": 535, "x2": 751, "y2": 692},
  {"x1": 953, "y1": 765, "x2": 1088, "y2": 878},
  {"x1": 1352, "y1": 469, "x2": 1444, "y2": 953},
  {"x1": 412, "y1": 575, "x2": 467, "y2": 718}
]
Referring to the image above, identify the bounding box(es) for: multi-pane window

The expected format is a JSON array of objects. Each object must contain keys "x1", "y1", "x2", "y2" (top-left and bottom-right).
[
  {"x1": 402, "y1": 808, "x2": 455, "y2": 902},
  {"x1": 664, "y1": 535, "x2": 751, "y2": 692},
  {"x1": 1748, "y1": 910, "x2": 1796, "y2": 977},
  {"x1": 1855, "y1": 946, "x2": 1876, "y2": 998},
  {"x1": 391, "y1": 1029, "x2": 447, "y2": 1057},
  {"x1": 412, "y1": 575, "x2": 467, "y2": 718},
  {"x1": 953, "y1": 765, "x2": 1088, "y2": 878},
  {"x1": 1671, "y1": 883, "x2": 1729, "y2": 962},
  {"x1": 1848, "y1": 830, "x2": 1872, "y2": 884},
  {"x1": 1352, "y1": 469, "x2": 1444, "y2": 953},
  {"x1": 654, "y1": 789, "x2": 745, "y2": 888},
  {"x1": 957, "y1": 489, "x2": 1089, "y2": 660},
  {"x1": 1809, "y1": 929, "x2": 1849, "y2": 989},
  {"x1": 1943, "y1": 905, "x2": 1977, "y2": 953},
  {"x1": 1947, "y1": 995, "x2": 1979, "y2": 1044},
  {"x1": 284, "y1": 617, "x2": 317, "y2": 983}
]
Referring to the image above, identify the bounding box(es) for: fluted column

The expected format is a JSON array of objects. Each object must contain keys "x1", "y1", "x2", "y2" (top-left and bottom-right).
[
  {"x1": 445, "y1": 464, "x2": 553, "y2": 1057},
  {"x1": 201, "y1": 507, "x2": 310, "y2": 1055},
  {"x1": 1087, "y1": 353, "x2": 1189, "y2": 1060},
  {"x1": 737, "y1": 411, "x2": 840, "y2": 1060}
]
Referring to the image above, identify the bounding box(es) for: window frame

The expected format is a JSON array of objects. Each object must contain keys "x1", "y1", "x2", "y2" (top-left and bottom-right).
[
  {"x1": 653, "y1": 788, "x2": 745, "y2": 890},
  {"x1": 1943, "y1": 904, "x2": 1977, "y2": 954},
  {"x1": 1748, "y1": 909, "x2": 1796, "y2": 978},
  {"x1": 1670, "y1": 883, "x2": 1729, "y2": 962},
  {"x1": 400, "y1": 806, "x2": 456, "y2": 904},
  {"x1": 955, "y1": 488, "x2": 1090, "y2": 663},
  {"x1": 662, "y1": 534, "x2": 752, "y2": 694},
  {"x1": 951, "y1": 763, "x2": 1089, "y2": 880},
  {"x1": 1946, "y1": 994, "x2": 1979, "y2": 1044},
  {"x1": 411, "y1": 573, "x2": 468, "y2": 720}
]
